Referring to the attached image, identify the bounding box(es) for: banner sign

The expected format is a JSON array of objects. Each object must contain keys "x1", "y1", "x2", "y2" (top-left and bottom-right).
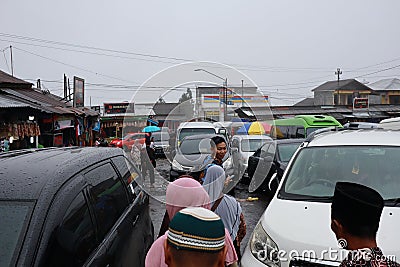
[
  {"x1": 104, "y1": 102, "x2": 134, "y2": 114},
  {"x1": 73, "y1": 76, "x2": 85, "y2": 108},
  {"x1": 353, "y1": 97, "x2": 369, "y2": 109}
]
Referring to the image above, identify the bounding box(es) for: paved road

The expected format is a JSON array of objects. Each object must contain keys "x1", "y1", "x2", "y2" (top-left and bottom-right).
[{"x1": 146, "y1": 158, "x2": 271, "y2": 255}]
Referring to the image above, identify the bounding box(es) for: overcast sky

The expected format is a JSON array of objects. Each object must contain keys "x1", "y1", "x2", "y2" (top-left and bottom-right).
[{"x1": 1, "y1": 0, "x2": 400, "y2": 106}]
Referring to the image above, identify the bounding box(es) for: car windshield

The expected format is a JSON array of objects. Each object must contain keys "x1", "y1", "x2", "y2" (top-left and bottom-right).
[
  {"x1": 152, "y1": 132, "x2": 169, "y2": 142},
  {"x1": 0, "y1": 201, "x2": 33, "y2": 266},
  {"x1": 277, "y1": 142, "x2": 302, "y2": 162},
  {"x1": 179, "y1": 138, "x2": 211, "y2": 155},
  {"x1": 281, "y1": 146, "x2": 400, "y2": 202},
  {"x1": 178, "y1": 128, "x2": 215, "y2": 142},
  {"x1": 241, "y1": 139, "x2": 268, "y2": 152}
]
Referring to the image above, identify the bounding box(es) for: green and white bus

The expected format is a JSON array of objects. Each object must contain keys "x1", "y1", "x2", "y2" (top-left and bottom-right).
[{"x1": 270, "y1": 115, "x2": 342, "y2": 139}]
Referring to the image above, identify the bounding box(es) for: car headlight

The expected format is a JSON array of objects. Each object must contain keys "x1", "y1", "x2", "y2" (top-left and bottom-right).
[
  {"x1": 250, "y1": 222, "x2": 281, "y2": 266},
  {"x1": 171, "y1": 159, "x2": 183, "y2": 171}
]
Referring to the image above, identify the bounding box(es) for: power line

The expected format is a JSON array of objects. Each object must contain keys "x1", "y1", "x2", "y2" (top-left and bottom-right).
[
  {"x1": 354, "y1": 64, "x2": 400, "y2": 79},
  {"x1": 14, "y1": 46, "x2": 136, "y2": 83},
  {"x1": 0, "y1": 32, "x2": 192, "y2": 62},
  {"x1": 3, "y1": 32, "x2": 400, "y2": 74}
]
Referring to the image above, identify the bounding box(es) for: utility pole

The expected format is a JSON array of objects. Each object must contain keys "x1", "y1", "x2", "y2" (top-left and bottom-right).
[
  {"x1": 64, "y1": 74, "x2": 68, "y2": 99},
  {"x1": 335, "y1": 68, "x2": 342, "y2": 82},
  {"x1": 335, "y1": 68, "x2": 342, "y2": 105},
  {"x1": 10, "y1": 45, "x2": 14, "y2": 76}
]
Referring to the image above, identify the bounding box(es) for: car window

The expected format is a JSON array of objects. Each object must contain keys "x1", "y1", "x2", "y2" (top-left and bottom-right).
[
  {"x1": 45, "y1": 192, "x2": 96, "y2": 266},
  {"x1": 152, "y1": 132, "x2": 170, "y2": 142},
  {"x1": 112, "y1": 156, "x2": 141, "y2": 201},
  {"x1": 232, "y1": 139, "x2": 239, "y2": 148},
  {"x1": 178, "y1": 128, "x2": 216, "y2": 142},
  {"x1": 179, "y1": 138, "x2": 211, "y2": 155},
  {"x1": 282, "y1": 146, "x2": 400, "y2": 201},
  {"x1": 277, "y1": 143, "x2": 301, "y2": 162},
  {"x1": 296, "y1": 128, "x2": 305, "y2": 138},
  {"x1": 0, "y1": 201, "x2": 32, "y2": 267},
  {"x1": 241, "y1": 139, "x2": 268, "y2": 152},
  {"x1": 85, "y1": 163, "x2": 129, "y2": 240}
]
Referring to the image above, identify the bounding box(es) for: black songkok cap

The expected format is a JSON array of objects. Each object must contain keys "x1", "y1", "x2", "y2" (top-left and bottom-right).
[{"x1": 331, "y1": 182, "x2": 384, "y2": 235}]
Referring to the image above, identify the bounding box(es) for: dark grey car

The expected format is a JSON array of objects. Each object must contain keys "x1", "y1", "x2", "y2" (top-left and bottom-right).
[
  {"x1": 170, "y1": 134, "x2": 233, "y2": 181},
  {"x1": 0, "y1": 147, "x2": 153, "y2": 267},
  {"x1": 247, "y1": 139, "x2": 304, "y2": 193}
]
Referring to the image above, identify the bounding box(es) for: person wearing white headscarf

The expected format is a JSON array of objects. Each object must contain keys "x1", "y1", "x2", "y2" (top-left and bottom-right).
[{"x1": 203, "y1": 165, "x2": 246, "y2": 259}]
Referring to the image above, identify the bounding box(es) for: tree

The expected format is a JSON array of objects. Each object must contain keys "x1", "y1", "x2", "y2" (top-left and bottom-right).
[
  {"x1": 178, "y1": 88, "x2": 194, "y2": 119},
  {"x1": 179, "y1": 88, "x2": 193, "y2": 103}
]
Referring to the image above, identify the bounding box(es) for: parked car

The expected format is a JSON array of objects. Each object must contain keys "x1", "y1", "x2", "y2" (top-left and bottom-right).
[
  {"x1": 380, "y1": 117, "x2": 400, "y2": 130},
  {"x1": 170, "y1": 134, "x2": 233, "y2": 181},
  {"x1": 343, "y1": 121, "x2": 380, "y2": 129},
  {"x1": 152, "y1": 131, "x2": 170, "y2": 158},
  {"x1": 247, "y1": 138, "x2": 304, "y2": 193},
  {"x1": 241, "y1": 129, "x2": 400, "y2": 266},
  {"x1": 175, "y1": 121, "x2": 220, "y2": 148},
  {"x1": 109, "y1": 132, "x2": 149, "y2": 150},
  {"x1": 230, "y1": 135, "x2": 272, "y2": 180},
  {"x1": 0, "y1": 147, "x2": 154, "y2": 266},
  {"x1": 270, "y1": 114, "x2": 342, "y2": 139}
]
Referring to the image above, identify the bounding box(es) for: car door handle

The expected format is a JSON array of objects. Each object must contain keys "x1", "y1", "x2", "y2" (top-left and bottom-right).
[{"x1": 132, "y1": 215, "x2": 139, "y2": 227}]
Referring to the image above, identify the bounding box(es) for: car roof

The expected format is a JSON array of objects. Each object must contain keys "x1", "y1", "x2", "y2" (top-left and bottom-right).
[
  {"x1": 0, "y1": 147, "x2": 123, "y2": 200},
  {"x1": 178, "y1": 121, "x2": 215, "y2": 129},
  {"x1": 307, "y1": 129, "x2": 400, "y2": 147},
  {"x1": 232, "y1": 135, "x2": 272, "y2": 140},
  {"x1": 182, "y1": 134, "x2": 225, "y2": 141}
]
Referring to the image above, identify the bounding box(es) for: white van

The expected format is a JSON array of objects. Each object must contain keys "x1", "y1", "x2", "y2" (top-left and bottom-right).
[
  {"x1": 175, "y1": 121, "x2": 218, "y2": 147},
  {"x1": 241, "y1": 129, "x2": 400, "y2": 267},
  {"x1": 379, "y1": 117, "x2": 400, "y2": 130}
]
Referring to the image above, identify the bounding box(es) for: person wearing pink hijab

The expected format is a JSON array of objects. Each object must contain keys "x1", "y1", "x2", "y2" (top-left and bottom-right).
[{"x1": 145, "y1": 177, "x2": 238, "y2": 267}]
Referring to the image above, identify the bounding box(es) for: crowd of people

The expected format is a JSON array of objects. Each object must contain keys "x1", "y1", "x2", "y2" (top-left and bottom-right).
[{"x1": 137, "y1": 133, "x2": 398, "y2": 267}]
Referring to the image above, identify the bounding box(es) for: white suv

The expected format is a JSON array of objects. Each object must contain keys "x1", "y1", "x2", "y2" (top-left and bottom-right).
[{"x1": 241, "y1": 129, "x2": 400, "y2": 267}]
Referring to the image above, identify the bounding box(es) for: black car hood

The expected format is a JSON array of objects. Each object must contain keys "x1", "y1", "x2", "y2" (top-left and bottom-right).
[{"x1": 174, "y1": 153, "x2": 209, "y2": 168}]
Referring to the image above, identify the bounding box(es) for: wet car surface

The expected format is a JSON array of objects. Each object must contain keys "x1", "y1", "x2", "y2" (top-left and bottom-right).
[{"x1": 0, "y1": 147, "x2": 153, "y2": 266}]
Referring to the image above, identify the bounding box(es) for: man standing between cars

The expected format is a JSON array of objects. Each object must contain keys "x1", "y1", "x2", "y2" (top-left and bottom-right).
[
  {"x1": 331, "y1": 182, "x2": 400, "y2": 267},
  {"x1": 141, "y1": 139, "x2": 156, "y2": 187}
]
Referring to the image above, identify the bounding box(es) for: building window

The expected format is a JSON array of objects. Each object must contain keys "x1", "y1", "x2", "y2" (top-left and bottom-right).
[{"x1": 389, "y1": 95, "x2": 400, "y2": 104}]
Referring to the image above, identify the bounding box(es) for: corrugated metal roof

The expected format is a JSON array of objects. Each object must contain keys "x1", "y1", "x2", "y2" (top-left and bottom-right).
[
  {"x1": 368, "y1": 78, "x2": 400, "y2": 91},
  {"x1": 0, "y1": 94, "x2": 33, "y2": 108},
  {"x1": 0, "y1": 70, "x2": 32, "y2": 89},
  {"x1": 312, "y1": 79, "x2": 372, "y2": 92},
  {"x1": 0, "y1": 88, "x2": 99, "y2": 117}
]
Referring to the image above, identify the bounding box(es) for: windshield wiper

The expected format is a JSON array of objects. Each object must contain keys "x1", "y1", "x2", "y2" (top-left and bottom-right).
[
  {"x1": 385, "y1": 198, "x2": 400, "y2": 206},
  {"x1": 278, "y1": 192, "x2": 332, "y2": 202}
]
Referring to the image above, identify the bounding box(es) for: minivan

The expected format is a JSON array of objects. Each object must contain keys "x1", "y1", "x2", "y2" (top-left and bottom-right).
[
  {"x1": 241, "y1": 129, "x2": 400, "y2": 266},
  {"x1": 0, "y1": 147, "x2": 154, "y2": 266},
  {"x1": 270, "y1": 115, "x2": 342, "y2": 139}
]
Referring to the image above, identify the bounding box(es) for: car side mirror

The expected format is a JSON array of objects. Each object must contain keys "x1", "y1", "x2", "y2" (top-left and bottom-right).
[
  {"x1": 268, "y1": 172, "x2": 279, "y2": 193},
  {"x1": 218, "y1": 128, "x2": 227, "y2": 135}
]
